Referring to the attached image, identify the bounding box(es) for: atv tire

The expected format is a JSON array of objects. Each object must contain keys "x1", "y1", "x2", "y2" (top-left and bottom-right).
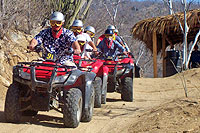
[
  {"x1": 4, "y1": 82, "x2": 21, "y2": 122},
  {"x1": 93, "y1": 77, "x2": 102, "y2": 108},
  {"x1": 107, "y1": 82, "x2": 116, "y2": 92},
  {"x1": 101, "y1": 83, "x2": 107, "y2": 104},
  {"x1": 81, "y1": 85, "x2": 94, "y2": 122},
  {"x1": 22, "y1": 110, "x2": 38, "y2": 116},
  {"x1": 121, "y1": 77, "x2": 133, "y2": 102},
  {"x1": 63, "y1": 88, "x2": 82, "y2": 128}
]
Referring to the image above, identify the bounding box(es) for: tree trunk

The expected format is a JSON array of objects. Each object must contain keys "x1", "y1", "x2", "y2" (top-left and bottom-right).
[
  {"x1": 64, "y1": 0, "x2": 86, "y2": 28},
  {"x1": 183, "y1": 0, "x2": 188, "y2": 69},
  {"x1": 27, "y1": 0, "x2": 32, "y2": 34},
  {"x1": 168, "y1": 0, "x2": 173, "y2": 15},
  {"x1": 81, "y1": 0, "x2": 93, "y2": 20},
  {"x1": 1, "y1": 0, "x2": 5, "y2": 17}
]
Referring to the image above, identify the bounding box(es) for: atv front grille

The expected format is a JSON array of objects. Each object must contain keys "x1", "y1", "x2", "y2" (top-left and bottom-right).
[{"x1": 36, "y1": 77, "x2": 50, "y2": 82}]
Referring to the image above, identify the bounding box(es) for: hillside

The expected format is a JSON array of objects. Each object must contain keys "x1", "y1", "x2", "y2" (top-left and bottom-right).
[{"x1": 0, "y1": 29, "x2": 39, "y2": 99}]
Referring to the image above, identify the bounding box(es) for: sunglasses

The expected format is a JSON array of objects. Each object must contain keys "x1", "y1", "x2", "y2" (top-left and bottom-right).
[
  {"x1": 78, "y1": 41, "x2": 85, "y2": 46},
  {"x1": 71, "y1": 26, "x2": 82, "y2": 32},
  {"x1": 86, "y1": 31, "x2": 95, "y2": 37},
  {"x1": 50, "y1": 20, "x2": 62, "y2": 26}
]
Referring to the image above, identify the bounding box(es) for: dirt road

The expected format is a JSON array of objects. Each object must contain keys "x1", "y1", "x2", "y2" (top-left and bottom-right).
[{"x1": 0, "y1": 68, "x2": 200, "y2": 133}]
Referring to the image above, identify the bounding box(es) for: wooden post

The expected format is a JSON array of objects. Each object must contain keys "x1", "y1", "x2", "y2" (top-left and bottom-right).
[
  {"x1": 153, "y1": 31, "x2": 158, "y2": 78},
  {"x1": 162, "y1": 34, "x2": 166, "y2": 77}
]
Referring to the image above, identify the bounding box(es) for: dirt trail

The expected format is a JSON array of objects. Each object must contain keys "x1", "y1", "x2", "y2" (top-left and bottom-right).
[{"x1": 0, "y1": 68, "x2": 200, "y2": 133}]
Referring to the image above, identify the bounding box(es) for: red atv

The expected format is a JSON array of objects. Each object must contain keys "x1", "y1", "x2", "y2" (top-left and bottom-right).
[
  {"x1": 97, "y1": 52, "x2": 134, "y2": 102},
  {"x1": 73, "y1": 51, "x2": 109, "y2": 107},
  {"x1": 4, "y1": 46, "x2": 95, "y2": 128}
]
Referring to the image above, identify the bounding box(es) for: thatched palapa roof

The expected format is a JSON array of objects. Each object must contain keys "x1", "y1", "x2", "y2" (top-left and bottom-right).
[{"x1": 131, "y1": 9, "x2": 200, "y2": 53}]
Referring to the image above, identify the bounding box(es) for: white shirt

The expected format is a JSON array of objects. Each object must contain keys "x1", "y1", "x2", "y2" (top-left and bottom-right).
[
  {"x1": 81, "y1": 33, "x2": 92, "y2": 42},
  {"x1": 81, "y1": 43, "x2": 93, "y2": 58}
]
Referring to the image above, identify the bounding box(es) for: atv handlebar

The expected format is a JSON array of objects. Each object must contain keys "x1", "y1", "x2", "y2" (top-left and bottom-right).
[
  {"x1": 27, "y1": 45, "x2": 43, "y2": 53},
  {"x1": 94, "y1": 51, "x2": 129, "y2": 61},
  {"x1": 85, "y1": 49, "x2": 93, "y2": 52}
]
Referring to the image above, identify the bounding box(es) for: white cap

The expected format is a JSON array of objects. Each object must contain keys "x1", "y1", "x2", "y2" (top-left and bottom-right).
[{"x1": 76, "y1": 34, "x2": 86, "y2": 42}]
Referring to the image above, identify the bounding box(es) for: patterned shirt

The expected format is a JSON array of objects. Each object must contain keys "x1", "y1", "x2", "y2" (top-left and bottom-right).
[
  {"x1": 34, "y1": 28, "x2": 76, "y2": 64},
  {"x1": 97, "y1": 38, "x2": 125, "y2": 58}
]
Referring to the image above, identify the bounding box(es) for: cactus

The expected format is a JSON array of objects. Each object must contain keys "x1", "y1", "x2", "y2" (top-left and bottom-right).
[{"x1": 48, "y1": 0, "x2": 93, "y2": 29}]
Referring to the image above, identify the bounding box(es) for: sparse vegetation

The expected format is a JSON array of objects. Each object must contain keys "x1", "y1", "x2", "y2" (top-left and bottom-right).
[{"x1": 0, "y1": 0, "x2": 200, "y2": 132}]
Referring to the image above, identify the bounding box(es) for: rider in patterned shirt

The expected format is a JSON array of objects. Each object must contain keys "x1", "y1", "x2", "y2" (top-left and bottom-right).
[{"x1": 29, "y1": 11, "x2": 81, "y2": 65}]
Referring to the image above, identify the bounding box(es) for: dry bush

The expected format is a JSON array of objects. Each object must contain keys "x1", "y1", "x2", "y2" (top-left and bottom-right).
[{"x1": 0, "y1": 0, "x2": 51, "y2": 36}]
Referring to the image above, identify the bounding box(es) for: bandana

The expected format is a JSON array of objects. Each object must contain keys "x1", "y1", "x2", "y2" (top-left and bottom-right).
[
  {"x1": 105, "y1": 38, "x2": 113, "y2": 48},
  {"x1": 52, "y1": 28, "x2": 63, "y2": 39}
]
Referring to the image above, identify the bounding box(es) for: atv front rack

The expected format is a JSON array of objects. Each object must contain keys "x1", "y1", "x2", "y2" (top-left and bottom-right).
[
  {"x1": 103, "y1": 62, "x2": 134, "y2": 83},
  {"x1": 103, "y1": 62, "x2": 134, "y2": 69},
  {"x1": 18, "y1": 61, "x2": 76, "y2": 69},
  {"x1": 15, "y1": 61, "x2": 76, "y2": 93},
  {"x1": 73, "y1": 58, "x2": 95, "y2": 72}
]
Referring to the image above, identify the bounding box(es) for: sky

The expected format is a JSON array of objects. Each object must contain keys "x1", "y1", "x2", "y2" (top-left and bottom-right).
[{"x1": 131, "y1": 0, "x2": 200, "y2": 2}]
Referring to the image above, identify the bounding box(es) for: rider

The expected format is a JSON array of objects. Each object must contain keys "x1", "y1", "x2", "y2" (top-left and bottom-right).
[
  {"x1": 97, "y1": 29, "x2": 127, "y2": 59},
  {"x1": 96, "y1": 25, "x2": 115, "y2": 46},
  {"x1": 76, "y1": 34, "x2": 93, "y2": 59},
  {"x1": 71, "y1": 20, "x2": 97, "y2": 51},
  {"x1": 189, "y1": 45, "x2": 200, "y2": 68},
  {"x1": 84, "y1": 25, "x2": 95, "y2": 42},
  {"x1": 29, "y1": 11, "x2": 80, "y2": 66},
  {"x1": 114, "y1": 29, "x2": 130, "y2": 52},
  {"x1": 96, "y1": 25, "x2": 126, "y2": 50}
]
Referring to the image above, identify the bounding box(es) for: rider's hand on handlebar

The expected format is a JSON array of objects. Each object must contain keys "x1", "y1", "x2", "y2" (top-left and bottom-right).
[
  {"x1": 74, "y1": 49, "x2": 81, "y2": 55},
  {"x1": 83, "y1": 56, "x2": 92, "y2": 60},
  {"x1": 93, "y1": 50, "x2": 99, "y2": 56},
  {"x1": 27, "y1": 44, "x2": 42, "y2": 53},
  {"x1": 29, "y1": 38, "x2": 38, "y2": 51},
  {"x1": 28, "y1": 45, "x2": 35, "y2": 51},
  {"x1": 123, "y1": 51, "x2": 128, "y2": 55}
]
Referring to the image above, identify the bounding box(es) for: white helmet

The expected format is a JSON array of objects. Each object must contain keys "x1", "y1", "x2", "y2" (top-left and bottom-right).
[
  {"x1": 50, "y1": 12, "x2": 65, "y2": 22},
  {"x1": 72, "y1": 20, "x2": 83, "y2": 27},
  {"x1": 107, "y1": 25, "x2": 115, "y2": 30},
  {"x1": 76, "y1": 34, "x2": 86, "y2": 42},
  {"x1": 114, "y1": 29, "x2": 119, "y2": 33},
  {"x1": 85, "y1": 26, "x2": 95, "y2": 34}
]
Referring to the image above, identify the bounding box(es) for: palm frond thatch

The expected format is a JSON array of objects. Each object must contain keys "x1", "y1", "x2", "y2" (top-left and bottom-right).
[{"x1": 131, "y1": 9, "x2": 200, "y2": 53}]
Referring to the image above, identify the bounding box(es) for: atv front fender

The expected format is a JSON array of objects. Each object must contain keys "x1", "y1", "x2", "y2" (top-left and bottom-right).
[
  {"x1": 83, "y1": 72, "x2": 96, "y2": 109},
  {"x1": 64, "y1": 69, "x2": 85, "y2": 86},
  {"x1": 102, "y1": 74, "x2": 108, "y2": 96},
  {"x1": 120, "y1": 66, "x2": 135, "y2": 79}
]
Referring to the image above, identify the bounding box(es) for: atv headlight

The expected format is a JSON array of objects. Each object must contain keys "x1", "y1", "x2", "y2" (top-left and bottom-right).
[
  {"x1": 124, "y1": 68, "x2": 131, "y2": 74},
  {"x1": 54, "y1": 74, "x2": 69, "y2": 83},
  {"x1": 116, "y1": 68, "x2": 125, "y2": 75},
  {"x1": 19, "y1": 71, "x2": 31, "y2": 80}
]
